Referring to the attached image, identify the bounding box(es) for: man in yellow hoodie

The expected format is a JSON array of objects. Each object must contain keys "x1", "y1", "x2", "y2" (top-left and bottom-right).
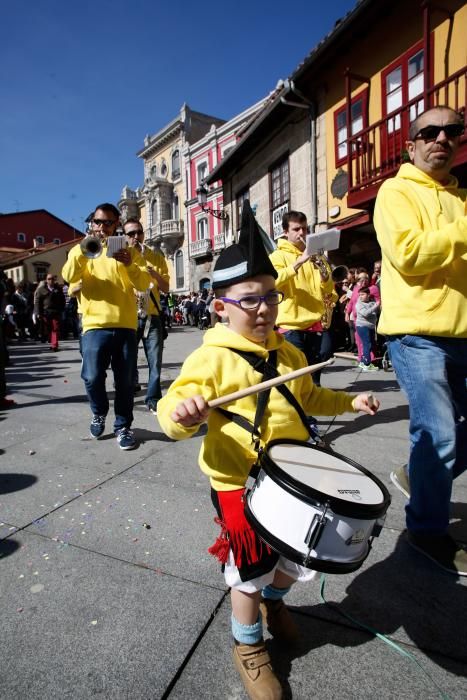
[
  {"x1": 269, "y1": 212, "x2": 337, "y2": 386},
  {"x1": 374, "y1": 106, "x2": 467, "y2": 576},
  {"x1": 62, "y1": 203, "x2": 151, "y2": 450}
]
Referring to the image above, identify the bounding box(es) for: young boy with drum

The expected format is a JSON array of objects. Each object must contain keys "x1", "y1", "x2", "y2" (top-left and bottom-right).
[{"x1": 157, "y1": 202, "x2": 378, "y2": 700}]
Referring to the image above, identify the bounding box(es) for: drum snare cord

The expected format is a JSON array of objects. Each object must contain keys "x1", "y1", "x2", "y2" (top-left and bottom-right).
[{"x1": 319, "y1": 574, "x2": 453, "y2": 700}]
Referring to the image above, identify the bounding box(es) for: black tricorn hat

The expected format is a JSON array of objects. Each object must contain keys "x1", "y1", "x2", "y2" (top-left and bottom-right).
[{"x1": 212, "y1": 200, "x2": 277, "y2": 289}]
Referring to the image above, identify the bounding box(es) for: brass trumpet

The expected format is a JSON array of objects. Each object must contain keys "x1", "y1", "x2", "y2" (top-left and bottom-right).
[{"x1": 80, "y1": 235, "x2": 103, "y2": 259}]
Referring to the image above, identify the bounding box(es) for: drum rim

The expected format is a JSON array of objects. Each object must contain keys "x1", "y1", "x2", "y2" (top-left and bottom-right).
[
  {"x1": 260, "y1": 439, "x2": 391, "y2": 519},
  {"x1": 244, "y1": 503, "x2": 370, "y2": 574}
]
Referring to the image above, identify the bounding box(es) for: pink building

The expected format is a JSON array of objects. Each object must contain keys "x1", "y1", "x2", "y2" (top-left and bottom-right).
[{"x1": 184, "y1": 98, "x2": 267, "y2": 291}]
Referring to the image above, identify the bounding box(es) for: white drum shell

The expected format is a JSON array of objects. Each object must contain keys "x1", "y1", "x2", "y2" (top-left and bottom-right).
[{"x1": 247, "y1": 468, "x2": 376, "y2": 569}]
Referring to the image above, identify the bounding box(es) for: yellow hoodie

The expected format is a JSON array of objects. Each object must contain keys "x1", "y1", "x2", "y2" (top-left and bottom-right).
[
  {"x1": 62, "y1": 242, "x2": 151, "y2": 332},
  {"x1": 157, "y1": 324, "x2": 356, "y2": 491},
  {"x1": 269, "y1": 238, "x2": 337, "y2": 329},
  {"x1": 374, "y1": 163, "x2": 467, "y2": 337}
]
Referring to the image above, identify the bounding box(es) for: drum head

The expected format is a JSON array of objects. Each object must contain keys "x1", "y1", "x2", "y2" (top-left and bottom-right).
[{"x1": 267, "y1": 442, "x2": 386, "y2": 508}]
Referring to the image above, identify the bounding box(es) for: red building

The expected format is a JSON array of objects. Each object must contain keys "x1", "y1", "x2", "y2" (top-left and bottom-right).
[{"x1": 0, "y1": 210, "x2": 82, "y2": 251}]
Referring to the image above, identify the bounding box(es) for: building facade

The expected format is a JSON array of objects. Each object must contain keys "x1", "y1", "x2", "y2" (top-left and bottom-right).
[
  {"x1": 207, "y1": 0, "x2": 466, "y2": 270},
  {"x1": 0, "y1": 210, "x2": 82, "y2": 251},
  {"x1": 119, "y1": 104, "x2": 225, "y2": 293},
  {"x1": 184, "y1": 98, "x2": 268, "y2": 291}
]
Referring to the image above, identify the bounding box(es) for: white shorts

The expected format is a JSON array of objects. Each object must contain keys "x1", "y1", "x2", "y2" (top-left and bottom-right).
[{"x1": 224, "y1": 549, "x2": 318, "y2": 593}]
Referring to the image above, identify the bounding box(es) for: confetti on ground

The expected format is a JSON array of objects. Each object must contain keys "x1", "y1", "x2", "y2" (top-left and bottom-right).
[
  {"x1": 91, "y1": 620, "x2": 98, "y2": 626},
  {"x1": 17, "y1": 607, "x2": 24, "y2": 613},
  {"x1": 30, "y1": 584, "x2": 44, "y2": 593}
]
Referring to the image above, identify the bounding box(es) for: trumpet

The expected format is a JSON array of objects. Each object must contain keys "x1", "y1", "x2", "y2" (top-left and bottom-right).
[{"x1": 80, "y1": 235, "x2": 103, "y2": 259}]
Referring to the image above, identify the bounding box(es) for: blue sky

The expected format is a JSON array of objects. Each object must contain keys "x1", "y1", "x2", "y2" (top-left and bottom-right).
[{"x1": 2, "y1": 0, "x2": 356, "y2": 231}]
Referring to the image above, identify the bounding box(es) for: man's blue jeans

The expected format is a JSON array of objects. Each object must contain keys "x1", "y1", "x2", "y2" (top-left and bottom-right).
[
  {"x1": 81, "y1": 328, "x2": 137, "y2": 431},
  {"x1": 387, "y1": 335, "x2": 467, "y2": 535},
  {"x1": 134, "y1": 315, "x2": 164, "y2": 408},
  {"x1": 283, "y1": 329, "x2": 332, "y2": 386}
]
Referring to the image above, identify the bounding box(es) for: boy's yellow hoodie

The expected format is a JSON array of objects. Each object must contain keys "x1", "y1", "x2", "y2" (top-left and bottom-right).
[
  {"x1": 374, "y1": 163, "x2": 467, "y2": 337},
  {"x1": 269, "y1": 238, "x2": 337, "y2": 330},
  {"x1": 157, "y1": 324, "x2": 356, "y2": 492},
  {"x1": 62, "y1": 242, "x2": 151, "y2": 332}
]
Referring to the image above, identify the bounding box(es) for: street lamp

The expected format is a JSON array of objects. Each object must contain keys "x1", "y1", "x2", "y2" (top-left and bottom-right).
[{"x1": 196, "y1": 184, "x2": 228, "y2": 220}]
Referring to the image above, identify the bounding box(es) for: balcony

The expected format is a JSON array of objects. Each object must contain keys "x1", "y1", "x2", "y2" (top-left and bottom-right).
[
  {"x1": 346, "y1": 67, "x2": 467, "y2": 209},
  {"x1": 190, "y1": 238, "x2": 212, "y2": 258},
  {"x1": 213, "y1": 233, "x2": 225, "y2": 251},
  {"x1": 148, "y1": 219, "x2": 184, "y2": 256}
]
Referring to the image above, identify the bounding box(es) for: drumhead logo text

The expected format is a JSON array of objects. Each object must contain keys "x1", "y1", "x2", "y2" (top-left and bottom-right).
[{"x1": 337, "y1": 489, "x2": 362, "y2": 501}]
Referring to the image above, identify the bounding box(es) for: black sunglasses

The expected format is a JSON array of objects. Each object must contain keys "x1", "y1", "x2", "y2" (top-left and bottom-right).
[
  {"x1": 125, "y1": 229, "x2": 143, "y2": 236},
  {"x1": 414, "y1": 123, "x2": 464, "y2": 141},
  {"x1": 92, "y1": 218, "x2": 117, "y2": 227}
]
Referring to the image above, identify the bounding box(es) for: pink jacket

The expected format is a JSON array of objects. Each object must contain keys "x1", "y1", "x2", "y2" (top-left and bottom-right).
[{"x1": 346, "y1": 282, "x2": 380, "y2": 321}]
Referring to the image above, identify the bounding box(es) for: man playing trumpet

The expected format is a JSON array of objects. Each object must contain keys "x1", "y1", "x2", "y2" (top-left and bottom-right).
[
  {"x1": 269, "y1": 212, "x2": 337, "y2": 436},
  {"x1": 62, "y1": 203, "x2": 151, "y2": 450}
]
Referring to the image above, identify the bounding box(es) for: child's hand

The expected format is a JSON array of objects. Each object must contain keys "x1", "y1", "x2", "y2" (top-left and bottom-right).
[
  {"x1": 170, "y1": 395, "x2": 210, "y2": 427},
  {"x1": 353, "y1": 393, "x2": 380, "y2": 416}
]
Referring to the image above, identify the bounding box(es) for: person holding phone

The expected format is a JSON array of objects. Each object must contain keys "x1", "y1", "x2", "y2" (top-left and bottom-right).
[{"x1": 62, "y1": 203, "x2": 151, "y2": 450}]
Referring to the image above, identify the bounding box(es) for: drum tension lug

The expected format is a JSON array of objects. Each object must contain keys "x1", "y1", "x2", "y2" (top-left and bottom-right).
[{"x1": 304, "y1": 501, "x2": 330, "y2": 562}]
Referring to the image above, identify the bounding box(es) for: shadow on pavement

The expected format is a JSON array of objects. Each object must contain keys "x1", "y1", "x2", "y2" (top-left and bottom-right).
[
  {"x1": 0, "y1": 539, "x2": 21, "y2": 559},
  {"x1": 0, "y1": 473, "x2": 37, "y2": 495},
  {"x1": 280, "y1": 530, "x2": 467, "y2": 684}
]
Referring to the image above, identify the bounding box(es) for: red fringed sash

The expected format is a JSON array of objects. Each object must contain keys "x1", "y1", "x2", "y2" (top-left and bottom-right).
[{"x1": 208, "y1": 488, "x2": 272, "y2": 567}]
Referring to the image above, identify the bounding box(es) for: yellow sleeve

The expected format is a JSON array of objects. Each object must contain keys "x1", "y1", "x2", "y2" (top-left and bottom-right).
[
  {"x1": 374, "y1": 182, "x2": 467, "y2": 275},
  {"x1": 269, "y1": 249, "x2": 297, "y2": 289},
  {"x1": 126, "y1": 248, "x2": 152, "y2": 291},
  {"x1": 62, "y1": 245, "x2": 88, "y2": 284},
  {"x1": 157, "y1": 350, "x2": 218, "y2": 441}
]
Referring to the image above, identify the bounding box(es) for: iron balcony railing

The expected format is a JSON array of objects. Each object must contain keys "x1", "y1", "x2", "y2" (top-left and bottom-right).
[{"x1": 347, "y1": 66, "x2": 466, "y2": 202}]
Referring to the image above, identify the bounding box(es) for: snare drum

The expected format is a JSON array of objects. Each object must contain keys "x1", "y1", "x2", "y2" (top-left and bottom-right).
[{"x1": 244, "y1": 440, "x2": 391, "y2": 574}]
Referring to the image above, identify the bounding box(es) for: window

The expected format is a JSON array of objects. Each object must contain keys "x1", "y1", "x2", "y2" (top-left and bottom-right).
[
  {"x1": 172, "y1": 150, "x2": 180, "y2": 180},
  {"x1": 175, "y1": 250, "x2": 184, "y2": 289},
  {"x1": 53, "y1": 238, "x2": 61, "y2": 244},
  {"x1": 152, "y1": 200, "x2": 158, "y2": 224},
  {"x1": 197, "y1": 217, "x2": 208, "y2": 240},
  {"x1": 236, "y1": 188, "x2": 250, "y2": 230},
  {"x1": 17, "y1": 232, "x2": 26, "y2": 242},
  {"x1": 173, "y1": 194, "x2": 179, "y2": 220},
  {"x1": 197, "y1": 161, "x2": 208, "y2": 185},
  {"x1": 36, "y1": 236, "x2": 45, "y2": 245},
  {"x1": 382, "y1": 42, "x2": 425, "y2": 134},
  {"x1": 270, "y1": 157, "x2": 289, "y2": 209},
  {"x1": 36, "y1": 265, "x2": 48, "y2": 281},
  {"x1": 334, "y1": 90, "x2": 368, "y2": 165}
]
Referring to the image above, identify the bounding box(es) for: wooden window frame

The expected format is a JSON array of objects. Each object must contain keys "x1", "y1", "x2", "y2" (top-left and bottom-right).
[{"x1": 334, "y1": 88, "x2": 369, "y2": 167}]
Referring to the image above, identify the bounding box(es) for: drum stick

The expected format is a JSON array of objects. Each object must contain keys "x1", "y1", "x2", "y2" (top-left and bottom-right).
[
  {"x1": 208, "y1": 358, "x2": 335, "y2": 409},
  {"x1": 334, "y1": 351, "x2": 359, "y2": 361},
  {"x1": 367, "y1": 392, "x2": 375, "y2": 408}
]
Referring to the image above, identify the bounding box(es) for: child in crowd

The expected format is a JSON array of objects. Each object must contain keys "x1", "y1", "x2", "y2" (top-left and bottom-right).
[
  {"x1": 355, "y1": 286, "x2": 380, "y2": 371},
  {"x1": 157, "y1": 202, "x2": 379, "y2": 700}
]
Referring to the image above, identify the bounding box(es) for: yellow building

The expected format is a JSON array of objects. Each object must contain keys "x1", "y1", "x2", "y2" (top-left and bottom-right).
[
  {"x1": 209, "y1": 0, "x2": 466, "y2": 270},
  {"x1": 320, "y1": 0, "x2": 467, "y2": 264}
]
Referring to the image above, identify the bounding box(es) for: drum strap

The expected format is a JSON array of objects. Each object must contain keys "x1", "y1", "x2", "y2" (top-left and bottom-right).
[{"x1": 217, "y1": 349, "x2": 313, "y2": 443}]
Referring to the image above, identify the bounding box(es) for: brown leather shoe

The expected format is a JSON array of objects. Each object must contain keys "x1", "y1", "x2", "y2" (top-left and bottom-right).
[
  {"x1": 233, "y1": 640, "x2": 283, "y2": 700},
  {"x1": 260, "y1": 597, "x2": 301, "y2": 645}
]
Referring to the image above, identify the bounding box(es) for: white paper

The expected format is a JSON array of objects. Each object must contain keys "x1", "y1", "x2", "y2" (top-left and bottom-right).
[
  {"x1": 106, "y1": 236, "x2": 126, "y2": 258},
  {"x1": 306, "y1": 228, "x2": 341, "y2": 255}
]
